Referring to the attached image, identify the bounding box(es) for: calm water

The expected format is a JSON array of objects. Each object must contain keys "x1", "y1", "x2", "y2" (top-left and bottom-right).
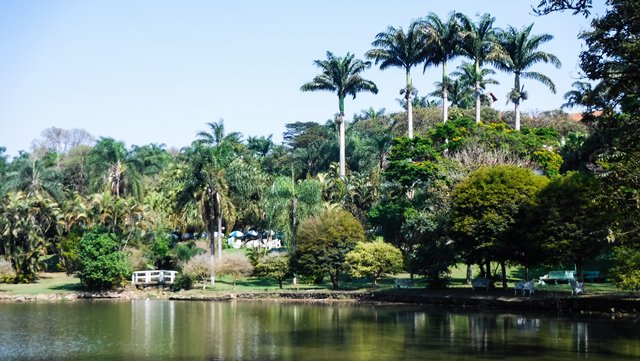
[{"x1": 0, "y1": 300, "x2": 639, "y2": 360}]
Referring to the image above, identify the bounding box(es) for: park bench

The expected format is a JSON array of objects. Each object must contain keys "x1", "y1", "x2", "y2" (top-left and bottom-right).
[
  {"x1": 394, "y1": 279, "x2": 412, "y2": 289},
  {"x1": 569, "y1": 279, "x2": 585, "y2": 295},
  {"x1": 539, "y1": 270, "x2": 575, "y2": 285},
  {"x1": 471, "y1": 277, "x2": 491, "y2": 291},
  {"x1": 514, "y1": 280, "x2": 535, "y2": 296},
  {"x1": 582, "y1": 270, "x2": 601, "y2": 282}
]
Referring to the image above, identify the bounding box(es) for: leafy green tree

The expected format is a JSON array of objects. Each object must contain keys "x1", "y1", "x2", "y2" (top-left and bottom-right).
[
  {"x1": 0, "y1": 192, "x2": 62, "y2": 282},
  {"x1": 534, "y1": 0, "x2": 593, "y2": 16},
  {"x1": 345, "y1": 241, "x2": 403, "y2": 287},
  {"x1": 291, "y1": 208, "x2": 365, "y2": 288},
  {"x1": 401, "y1": 204, "x2": 457, "y2": 288},
  {"x1": 516, "y1": 172, "x2": 608, "y2": 281},
  {"x1": 456, "y1": 13, "x2": 503, "y2": 123},
  {"x1": 384, "y1": 136, "x2": 444, "y2": 190},
  {"x1": 494, "y1": 24, "x2": 561, "y2": 130},
  {"x1": 419, "y1": 12, "x2": 462, "y2": 123},
  {"x1": 451, "y1": 165, "x2": 548, "y2": 287},
  {"x1": 254, "y1": 253, "x2": 290, "y2": 289},
  {"x1": 301, "y1": 51, "x2": 379, "y2": 178},
  {"x1": 77, "y1": 227, "x2": 131, "y2": 290},
  {"x1": 366, "y1": 22, "x2": 424, "y2": 138}
]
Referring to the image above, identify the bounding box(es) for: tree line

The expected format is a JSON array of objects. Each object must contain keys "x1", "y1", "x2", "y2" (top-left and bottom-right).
[{"x1": 1, "y1": 1, "x2": 638, "y2": 290}]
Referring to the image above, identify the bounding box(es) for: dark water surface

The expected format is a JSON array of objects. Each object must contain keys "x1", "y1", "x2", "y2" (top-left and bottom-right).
[{"x1": 0, "y1": 300, "x2": 639, "y2": 360}]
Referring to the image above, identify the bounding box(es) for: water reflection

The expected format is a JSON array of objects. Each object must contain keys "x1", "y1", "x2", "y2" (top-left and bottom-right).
[{"x1": 0, "y1": 300, "x2": 639, "y2": 360}]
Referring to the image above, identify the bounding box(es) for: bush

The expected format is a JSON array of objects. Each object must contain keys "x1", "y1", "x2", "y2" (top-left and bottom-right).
[
  {"x1": 345, "y1": 241, "x2": 404, "y2": 287},
  {"x1": 182, "y1": 254, "x2": 212, "y2": 289},
  {"x1": 0, "y1": 259, "x2": 15, "y2": 283},
  {"x1": 254, "y1": 254, "x2": 290, "y2": 288},
  {"x1": 612, "y1": 245, "x2": 640, "y2": 290},
  {"x1": 171, "y1": 273, "x2": 194, "y2": 291},
  {"x1": 216, "y1": 254, "x2": 253, "y2": 289},
  {"x1": 77, "y1": 227, "x2": 132, "y2": 290}
]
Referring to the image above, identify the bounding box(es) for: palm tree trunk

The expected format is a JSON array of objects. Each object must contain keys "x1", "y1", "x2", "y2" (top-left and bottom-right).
[
  {"x1": 475, "y1": 61, "x2": 481, "y2": 123},
  {"x1": 406, "y1": 70, "x2": 414, "y2": 139},
  {"x1": 514, "y1": 101, "x2": 521, "y2": 131},
  {"x1": 216, "y1": 215, "x2": 223, "y2": 258},
  {"x1": 442, "y1": 63, "x2": 448, "y2": 123},
  {"x1": 338, "y1": 95, "x2": 346, "y2": 178},
  {"x1": 514, "y1": 75, "x2": 521, "y2": 131}
]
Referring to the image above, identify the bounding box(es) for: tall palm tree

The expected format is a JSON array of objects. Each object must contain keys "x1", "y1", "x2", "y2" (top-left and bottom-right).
[
  {"x1": 366, "y1": 22, "x2": 424, "y2": 138},
  {"x1": 456, "y1": 13, "x2": 503, "y2": 123},
  {"x1": 301, "y1": 51, "x2": 378, "y2": 178},
  {"x1": 494, "y1": 24, "x2": 561, "y2": 130},
  {"x1": 419, "y1": 12, "x2": 463, "y2": 123}
]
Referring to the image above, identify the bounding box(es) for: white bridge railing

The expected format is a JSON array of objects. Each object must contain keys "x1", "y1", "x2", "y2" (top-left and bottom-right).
[{"x1": 131, "y1": 270, "x2": 177, "y2": 286}]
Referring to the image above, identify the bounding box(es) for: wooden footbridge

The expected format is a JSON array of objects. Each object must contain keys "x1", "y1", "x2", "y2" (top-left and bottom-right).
[{"x1": 131, "y1": 270, "x2": 177, "y2": 287}]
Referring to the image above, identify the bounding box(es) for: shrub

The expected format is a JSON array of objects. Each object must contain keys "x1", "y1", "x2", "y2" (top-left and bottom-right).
[
  {"x1": 77, "y1": 227, "x2": 132, "y2": 290},
  {"x1": 182, "y1": 254, "x2": 212, "y2": 289},
  {"x1": 254, "y1": 254, "x2": 290, "y2": 288},
  {"x1": 215, "y1": 254, "x2": 253, "y2": 289},
  {"x1": 171, "y1": 273, "x2": 194, "y2": 291},
  {"x1": 0, "y1": 259, "x2": 15, "y2": 283},
  {"x1": 345, "y1": 241, "x2": 404, "y2": 287}
]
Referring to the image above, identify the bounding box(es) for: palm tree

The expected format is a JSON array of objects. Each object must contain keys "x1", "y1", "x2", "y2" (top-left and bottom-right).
[
  {"x1": 301, "y1": 51, "x2": 378, "y2": 178},
  {"x1": 85, "y1": 138, "x2": 142, "y2": 199},
  {"x1": 450, "y1": 62, "x2": 499, "y2": 106},
  {"x1": 419, "y1": 12, "x2": 463, "y2": 123},
  {"x1": 366, "y1": 22, "x2": 424, "y2": 138},
  {"x1": 494, "y1": 24, "x2": 561, "y2": 130},
  {"x1": 0, "y1": 191, "x2": 61, "y2": 282},
  {"x1": 456, "y1": 13, "x2": 503, "y2": 123}
]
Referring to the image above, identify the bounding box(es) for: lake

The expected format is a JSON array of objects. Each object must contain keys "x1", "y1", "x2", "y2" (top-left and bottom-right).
[{"x1": 1, "y1": 300, "x2": 639, "y2": 360}]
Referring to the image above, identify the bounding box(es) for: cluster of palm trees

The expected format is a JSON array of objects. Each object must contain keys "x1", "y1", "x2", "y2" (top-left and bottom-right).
[{"x1": 301, "y1": 12, "x2": 561, "y2": 176}]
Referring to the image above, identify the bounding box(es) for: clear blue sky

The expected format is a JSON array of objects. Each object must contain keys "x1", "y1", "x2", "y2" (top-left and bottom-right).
[{"x1": 0, "y1": 0, "x2": 606, "y2": 157}]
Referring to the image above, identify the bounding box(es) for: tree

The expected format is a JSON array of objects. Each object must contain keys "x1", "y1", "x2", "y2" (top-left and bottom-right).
[
  {"x1": 419, "y1": 12, "x2": 462, "y2": 123},
  {"x1": 86, "y1": 138, "x2": 142, "y2": 199},
  {"x1": 516, "y1": 172, "x2": 608, "y2": 281},
  {"x1": 291, "y1": 208, "x2": 365, "y2": 288},
  {"x1": 494, "y1": 24, "x2": 561, "y2": 130},
  {"x1": 451, "y1": 165, "x2": 548, "y2": 287},
  {"x1": 456, "y1": 13, "x2": 502, "y2": 123},
  {"x1": 450, "y1": 62, "x2": 499, "y2": 109},
  {"x1": 215, "y1": 254, "x2": 253, "y2": 289},
  {"x1": 2, "y1": 151, "x2": 63, "y2": 201},
  {"x1": 263, "y1": 176, "x2": 322, "y2": 249},
  {"x1": 345, "y1": 241, "x2": 403, "y2": 287},
  {"x1": 301, "y1": 51, "x2": 379, "y2": 178},
  {"x1": 254, "y1": 253, "x2": 290, "y2": 289},
  {"x1": 0, "y1": 192, "x2": 62, "y2": 282},
  {"x1": 534, "y1": 0, "x2": 593, "y2": 16},
  {"x1": 366, "y1": 22, "x2": 424, "y2": 138},
  {"x1": 173, "y1": 143, "x2": 236, "y2": 285},
  {"x1": 77, "y1": 227, "x2": 131, "y2": 290}
]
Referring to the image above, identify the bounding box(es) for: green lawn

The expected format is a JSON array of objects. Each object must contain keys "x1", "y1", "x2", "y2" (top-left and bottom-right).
[
  {"x1": 0, "y1": 273, "x2": 82, "y2": 295},
  {"x1": 0, "y1": 262, "x2": 624, "y2": 296}
]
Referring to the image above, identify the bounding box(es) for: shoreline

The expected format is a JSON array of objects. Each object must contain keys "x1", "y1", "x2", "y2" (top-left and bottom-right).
[{"x1": 1, "y1": 288, "x2": 639, "y2": 319}]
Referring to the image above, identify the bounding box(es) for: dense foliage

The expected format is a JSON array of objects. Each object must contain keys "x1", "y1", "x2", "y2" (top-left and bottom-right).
[
  {"x1": 77, "y1": 228, "x2": 131, "y2": 290},
  {"x1": 1, "y1": 2, "x2": 638, "y2": 291}
]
